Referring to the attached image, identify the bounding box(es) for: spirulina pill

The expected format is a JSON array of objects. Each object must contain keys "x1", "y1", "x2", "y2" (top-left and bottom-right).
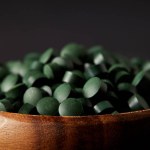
[
  {"x1": 83, "y1": 77, "x2": 107, "y2": 99},
  {"x1": 30, "y1": 61, "x2": 43, "y2": 71},
  {"x1": 108, "y1": 64, "x2": 129, "y2": 75},
  {"x1": 94, "y1": 100, "x2": 114, "y2": 114},
  {"x1": 36, "y1": 97, "x2": 59, "y2": 115},
  {"x1": 58, "y1": 98, "x2": 84, "y2": 116},
  {"x1": 103, "y1": 79, "x2": 114, "y2": 91},
  {"x1": 76, "y1": 98, "x2": 92, "y2": 107},
  {"x1": 115, "y1": 71, "x2": 130, "y2": 83},
  {"x1": 5, "y1": 83, "x2": 27, "y2": 99},
  {"x1": 41, "y1": 85, "x2": 52, "y2": 96},
  {"x1": 142, "y1": 61, "x2": 150, "y2": 72},
  {"x1": 43, "y1": 64, "x2": 54, "y2": 79},
  {"x1": 132, "y1": 71, "x2": 150, "y2": 103},
  {"x1": 60, "y1": 43, "x2": 85, "y2": 66},
  {"x1": 40, "y1": 48, "x2": 54, "y2": 64},
  {"x1": 87, "y1": 46, "x2": 105, "y2": 62},
  {"x1": 62, "y1": 71, "x2": 84, "y2": 86},
  {"x1": 0, "y1": 99, "x2": 12, "y2": 111},
  {"x1": 23, "y1": 87, "x2": 43, "y2": 106},
  {"x1": 128, "y1": 94, "x2": 149, "y2": 111},
  {"x1": 117, "y1": 83, "x2": 136, "y2": 93},
  {"x1": 19, "y1": 103, "x2": 34, "y2": 114},
  {"x1": 51, "y1": 56, "x2": 67, "y2": 66},
  {"x1": 51, "y1": 56, "x2": 73, "y2": 69},
  {"x1": 24, "y1": 53, "x2": 40, "y2": 63},
  {"x1": 131, "y1": 57, "x2": 144, "y2": 69},
  {"x1": 50, "y1": 63, "x2": 66, "y2": 78},
  {"x1": 53, "y1": 83, "x2": 71, "y2": 103},
  {"x1": 93, "y1": 52, "x2": 105, "y2": 65},
  {"x1": 77, "y1": 98, "x2": 93, "y2": 115},
  {"x1": 6, "y1": 61, "x2": 28, "y2": 77},
  {"x1": 117, "y1": 82, "x2": 136, "y2": 100},
  {"x1": 23, "y1": 71, "x2": 48, "y2": 87},
  {"x1": 107, "y1": 91, "x2": 121, "y2": 111},
  {"x1": 84, "y1": 64, "x2": 101, "y2": 79},
  {"x1": 1, "y1": 74, "x2": 20, "y2": 92},
  {"x1": 88, "y1": 45, "x2": 104, "y2": 54},
  {"x1": 111, "y1": 111, "x2": 119, "y2": 115},
  {"x1": 61, "y1": 43, "x2": 84, "y2": 59},
  {"x1": 132, "y1": 71, "x2": 145, "y2": 86}
]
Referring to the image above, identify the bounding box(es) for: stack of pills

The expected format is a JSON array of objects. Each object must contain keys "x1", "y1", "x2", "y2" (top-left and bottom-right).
[{"x1": 0, "y1": 43, "x2": 149, "y2": 116}]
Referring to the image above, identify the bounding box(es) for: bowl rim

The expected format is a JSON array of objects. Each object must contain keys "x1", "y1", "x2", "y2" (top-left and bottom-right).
[{"x1": 0, "y1": 109, "x2": 150, "y2": 119}]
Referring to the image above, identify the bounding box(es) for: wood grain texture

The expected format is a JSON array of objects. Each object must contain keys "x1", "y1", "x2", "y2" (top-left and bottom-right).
[{"x1": 0, "y1": 110, "x2": 150, "y2": 150}]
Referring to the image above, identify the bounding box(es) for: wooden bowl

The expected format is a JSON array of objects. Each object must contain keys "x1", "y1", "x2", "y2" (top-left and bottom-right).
[{"x1": 0, "y1": 110, "x2": 150, "y2": 150}]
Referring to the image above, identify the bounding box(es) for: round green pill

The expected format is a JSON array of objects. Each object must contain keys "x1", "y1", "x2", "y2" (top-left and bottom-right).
[
  {"x1": 1, "y1": 74, "x2": 20, "y2": 92},
  {"x1": 23, "y1": 71, "x2": 48, "y2": 87},
  {"x1": 0, "y1": 99, "x2": 12, "y2": 111},
  {"x1": 103, "y1": 79, "x2": 114, "y2": 91},
  {"x1": 6, "y1": 61, "x2": 27, "y2": 76},
  {"x1": 88, "y1": 45, "x2": 104, "y2": 54},
  {"x1": 6, "y1": 61, "x2": 21, "y2": 74},
  {"x1": 131, "y1": 57, "x2": 144, "y2": 69},
  {"x1": 83, "y1": 77, "x2": 101, "y2": 98},
  {"x1": 40, "y1": 48, "x2": 54, "y2": 64},
  {"x1": 84, "y1": 64, "x2": 101, "y2": 79},
  {"x1": 30, "y1": 61, "x2": 43, "y2": 71},
  {"x1": 94, "y1": 100, "x2": 114, "y2": 114},
  {"x1": 41, "y1": 85, "x2": 52, "y2": 96},
  {"x1": 51, "y1": 57, "x2": 73, "y2": 69},
  {"x1": 142, "y1": 62, "x2": 150, "y2": 72},
  {"x1": 76, "y1": 98, "x2": 92, "y2": 107},
  {"x1": 85, "y1": 63, "x2": 107, "y2": 79},
  {"x1": 117, "y1": 83, "x2": 136, "y2": 93},
  {"x1": 51, "y1": 57, "x2": 68, "y2": 68},
  {"x1": 36, "y1": 97, "x2": 59, "y2": 115},
  {"x1": 115, "y1": 71, "x2": 130, "y2": 83},
  {"x1": 53, "y1": 83, "x2": 71, "y2": 103},
  {"x1": 117, "y1": 82, "x2": 136, "y2": 103},
  {"x1": 83, "y1": 77, "x2": 107, "y2": 98},
  {"x1": 23, "y1": 87, "x2": 43, "y2": 106},
  {"x1": 132, "y1": 71, "x2": 145, "y2": 86},
  {"x1": 60, "y1": 43, "x2": 84, "y2": 66},
  {"x1": 128, "y1": 94, "x2": 149, "y2": 111},
  {"x1": 5, "y1": 83, "x2": 26, "y2": 99},
  {"x1": 24, "y1": 52, "x2": 40, "y2": 62},
  {"x1": 18, "y1": 103, "x2": 34, "y2": 114},
  {"x1": 131, "y1": 71, "x2": 150, "y2": 103},
  {"x1": 108, "y1": 64, "x2": 129, "y2": 74},
  {"x1": 43, "y1": 64, "x2": 54, "y2": 79},
  {"x1": 61, "y1": 43, "x2": 84, "y2": 58},
  {"x1": 49, "y1": 63, "x2": 66, "y2": 80},
  {"x1": 62, "y1": 71, "x2": 83, "y2": 86},
  {"x1": 58, "y1": 98, "x2": 84, "y2": 116},
  {"x1": 111, "y1": 111, "x2": 119, "y2": 115},
  {"x1": 93, "y1": 52, "x2": 104, "y2": 65},
  {"x1": 55, "y1": 55, "x2": 74, "y2": 69}
]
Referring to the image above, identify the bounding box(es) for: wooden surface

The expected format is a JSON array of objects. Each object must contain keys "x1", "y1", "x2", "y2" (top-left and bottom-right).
[{"x1": 0, "y1": 110, "x2": 150, "y2": 150}]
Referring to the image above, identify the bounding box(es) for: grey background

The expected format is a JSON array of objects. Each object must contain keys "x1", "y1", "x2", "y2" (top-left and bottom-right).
[{"x1": 0, "y1": 1, "x2": 150, "y2": 62}]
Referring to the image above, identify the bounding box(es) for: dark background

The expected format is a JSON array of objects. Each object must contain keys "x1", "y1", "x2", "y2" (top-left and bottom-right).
[{"x1": 0, "y1": 1, "x2": 150, "y2": 62}]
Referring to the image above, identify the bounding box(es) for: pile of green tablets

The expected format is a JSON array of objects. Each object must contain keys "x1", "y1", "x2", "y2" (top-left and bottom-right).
[{"x1": 0, "y1": 43, "x2": 150, "y2": 116}]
